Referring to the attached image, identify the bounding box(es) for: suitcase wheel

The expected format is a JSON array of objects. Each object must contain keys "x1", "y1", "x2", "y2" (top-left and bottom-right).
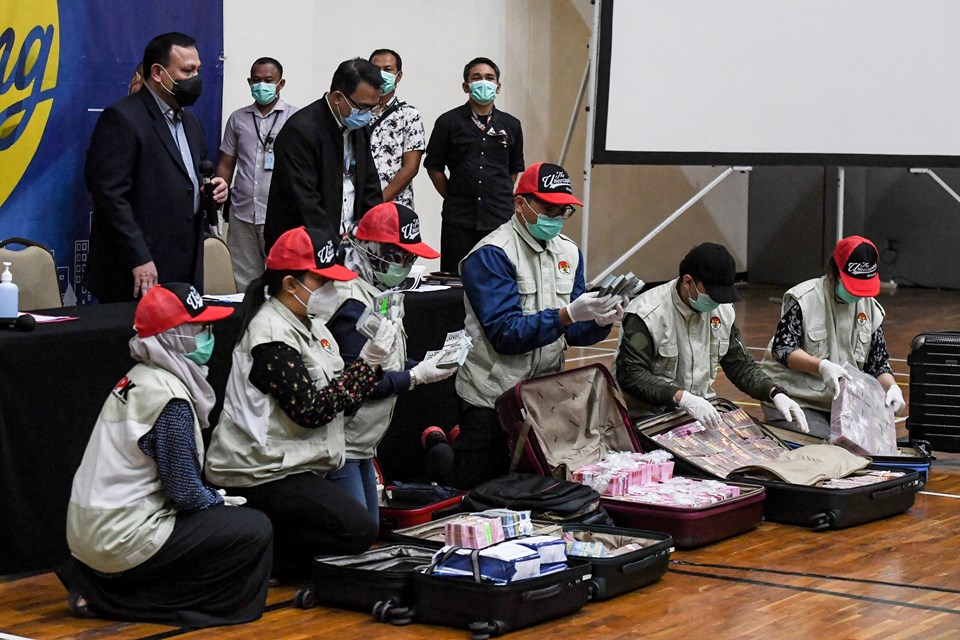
[
  {"x1": 810, "y1": 512, "x2": 834, "y2": 531},
  {"x1": 587, "y1": 580, "x2": 599, "y2": 600},
  {"x1": 469, "y1": 620, "x2": 503, "y2": 640},
  {"x1": 373, "y1": 598, "x2": 411, "y2": 624},
  {"x1": 294, "y1": 587, "x2": 317, "y2": 609}
]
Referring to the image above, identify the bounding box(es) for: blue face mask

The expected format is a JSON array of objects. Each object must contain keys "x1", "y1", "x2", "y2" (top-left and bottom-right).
[
  {"x1": 185, "y1": 330, "x2": 215, "y2": 365},
  {"x1": 687, "y1": 281, "x2": 720, "y2": 313},
  {"x1": 338, "y1": 92, "x2": 372, "y2": 130},
  {"x1": 250, "y1": 82, "x2": 277, "y2": 105},
  {"x1": 522, "y1": 199, "x2": 564, "y2": 241},
  {"x1": 379, "y1": 70, "x2": 397, "y2": 95},
  {"x1": 835, "y1": 281, "x2": 860, "y2": 304},
  {"x1": 468, "y1": 80, "x2": 497, "y2": 105}
]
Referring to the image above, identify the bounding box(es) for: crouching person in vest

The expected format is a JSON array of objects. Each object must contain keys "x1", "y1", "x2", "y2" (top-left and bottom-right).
[
  {"x1": 326, "y1": 202, "x2": 453, "y2": 522},
  {"x1": 57, "y1": 283, "x2": 273, "y2": 627},
  {"x1": 615, "y1": 243, "x2": 808, "y2": 434},
  {"x1": 424, "y1": 162, "x2": 623, "y2": 489},
  {"x1": 758, "y1": 236, "x2": 904, "y2": 438},
  {"x1": 204, "y1": 226, "x2": 398, "y2": 581}
]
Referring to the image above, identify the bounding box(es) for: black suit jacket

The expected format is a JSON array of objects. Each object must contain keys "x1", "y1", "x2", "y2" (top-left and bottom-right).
[
  {"x1": 264, "y1": 96, "x2": 382, "y2": 250},
  {"x1": 85, "y1": 87, "x2": 209, "y2": 302}
]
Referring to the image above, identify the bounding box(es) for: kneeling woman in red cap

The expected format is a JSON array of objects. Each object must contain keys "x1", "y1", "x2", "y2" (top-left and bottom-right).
[
  {"x1": 758, "y1": 236, "x2": 905, "y2": 437},
  {"x1": 204, "y1": 226, "x2": 398, "y2": 581},
  {"x1": 58, "y1": 283, "x2": 273, "y2": 627},
  {"x1": 326, "y1": 202, "x2": 455, "y2": 522}
]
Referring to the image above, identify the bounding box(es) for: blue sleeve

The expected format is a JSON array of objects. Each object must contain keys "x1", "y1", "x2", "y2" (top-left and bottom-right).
[
  {"x1": 565, "y1": 249, "x2": 612, "y2": 346},
  {"x1": 327, "y1": 299, "x2": 412, "y2": 399},
  {"x1": 138, "y1": 399, "x2": 223, "y2": 512}
]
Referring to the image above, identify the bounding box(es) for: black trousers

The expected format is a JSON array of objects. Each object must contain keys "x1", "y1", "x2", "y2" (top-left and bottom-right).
[
  {"x1": 425, "y1": 402, "x2": 510, "y2": 490},
  {"x1": 56, "y1": 504, "x2": 273, "y2": 628},
  {"x1": 440, "y1": 222, "x2": 495, "y2": 274},
  {"x1": 228, "y1": 472, "x2": 379, "y2": 581}
]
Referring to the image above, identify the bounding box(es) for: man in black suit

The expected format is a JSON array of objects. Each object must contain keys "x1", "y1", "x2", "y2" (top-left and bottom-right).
[
  {"x1": 264, "y1": 58, "x2": 383, "y2": 250},
  {"x1": 85, "y1": 32, "x2": 228, "y2": 303}
]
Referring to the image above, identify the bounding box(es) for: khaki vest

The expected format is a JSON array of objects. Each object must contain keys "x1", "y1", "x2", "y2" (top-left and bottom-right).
[
  {"x1": 334, "y1": 277, "x2": 407, "y2": 459},
  {"x1": 456, "y1": 216, "x2": 580, "y2": 409},
  {"x1": 67, "y1": 362, "x2": 201, "y2": 573},
  {"x1": 615, "y1": 279, "x2": 735, "y2": 414},
  {"x1": 205, "y1": 297, "x2": 345, "y2": 486},
  {"x1": 759, "y1": 276, "x2": 885, "y2": 412}
]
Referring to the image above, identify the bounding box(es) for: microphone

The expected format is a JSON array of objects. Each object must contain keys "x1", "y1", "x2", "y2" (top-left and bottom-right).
[
  {"x1": 199, "y1": 159, "x2": 220, "y2": 228},
  {"x1": 0, "y1": 314, "x2": 36, "y2": 332}
]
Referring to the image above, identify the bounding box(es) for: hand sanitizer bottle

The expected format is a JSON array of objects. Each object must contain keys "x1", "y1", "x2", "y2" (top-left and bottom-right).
[{"x1": 0, "y1": 262, "x2": 18, "y2": 319}]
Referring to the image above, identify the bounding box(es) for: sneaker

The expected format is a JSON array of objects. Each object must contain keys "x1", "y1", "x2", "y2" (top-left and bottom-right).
[
  {"x1": 448, "y1": 425, "x2": 461, "y2": 447},
  {"x1": 421, "y1": 426, "x2": 447, "y2": 450}
]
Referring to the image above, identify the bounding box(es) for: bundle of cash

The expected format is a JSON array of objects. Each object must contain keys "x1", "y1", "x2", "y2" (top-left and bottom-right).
[
  {"x1": 590, "y1": 272, "x2": 645, "y2": 302},
  {"x1": 355, "y1": 291, "x2": 406, "y2": 339},
  {"x1": 423, "y1": 329, "x2": 474, "y2": 369}
]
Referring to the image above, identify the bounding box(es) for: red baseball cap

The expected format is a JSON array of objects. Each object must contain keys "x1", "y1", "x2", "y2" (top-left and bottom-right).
[
  {"x1": 266, "y1": 226, "x2": 357, "y2": 281},
  {"x1": 834, "y1": 236, "x2": 880, "y2": 297},
  {"x1": 134, "y1": 283, "x2": 234, "y2": 338},
  {"x1": 355, "y1": 202, "x2": 439, "y2": 259},
  {"x1": 515, "y1": 162, "x2": 583, "y2": 206}
]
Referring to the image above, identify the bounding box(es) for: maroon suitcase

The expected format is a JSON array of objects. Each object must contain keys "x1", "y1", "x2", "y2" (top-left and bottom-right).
[{"x1": 495, "y1": 364, "x2": 765, "y2": 548}]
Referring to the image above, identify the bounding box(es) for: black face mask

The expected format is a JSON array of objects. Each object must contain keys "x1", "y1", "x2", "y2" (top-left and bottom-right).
[{"x1": 160, "y1": 66, "x2": 202, "y2": 107}]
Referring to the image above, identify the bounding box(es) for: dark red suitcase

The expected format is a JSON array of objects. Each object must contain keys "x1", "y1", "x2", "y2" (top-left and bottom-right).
[{"x1": 494, "y1": 364, "x2": 765, "y2": 549}]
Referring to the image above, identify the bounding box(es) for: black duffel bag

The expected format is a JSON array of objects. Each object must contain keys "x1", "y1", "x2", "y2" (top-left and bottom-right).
[{"x1": 462, "y1": 472, "x2": 613, "y2": 525}]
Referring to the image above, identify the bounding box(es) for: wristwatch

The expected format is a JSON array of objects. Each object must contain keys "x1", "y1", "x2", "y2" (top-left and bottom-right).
[{"x1": 769, "y1": 385, "x2": 787, "y2": 400}]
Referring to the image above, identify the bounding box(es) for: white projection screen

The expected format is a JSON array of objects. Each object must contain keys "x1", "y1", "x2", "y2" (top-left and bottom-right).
[{"x1": 593, "y1": 0, "x2": 960, "y2": 167}]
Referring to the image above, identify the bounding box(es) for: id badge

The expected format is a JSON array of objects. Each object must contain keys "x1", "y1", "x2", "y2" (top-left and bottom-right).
[{"x1": 264, "y1": 150, "x2": 275, "y2": 171}]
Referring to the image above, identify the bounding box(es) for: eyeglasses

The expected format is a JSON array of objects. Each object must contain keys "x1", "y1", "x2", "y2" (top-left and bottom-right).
[
  {"x1": 172, "y1": 324, "x2": 212, "y2": 341},
  {"x1": 340, "y1": 91, "x2": 376, "y2": 115},
  {"x1": 358, "y1": 242, "x2": 418, "y2": 268},
  {"x1": 525, "y1": 197, "x2": 576, "y2": 220}
]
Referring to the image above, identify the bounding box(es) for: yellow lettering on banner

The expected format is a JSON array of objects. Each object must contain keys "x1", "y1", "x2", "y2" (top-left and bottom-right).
[{"x1": 0, "y1": 0, "x2": 60, "y2": 208}]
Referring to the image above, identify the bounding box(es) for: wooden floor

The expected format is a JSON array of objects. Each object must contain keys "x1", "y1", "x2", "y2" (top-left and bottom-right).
[{"x1": 3, "y1": 283, "x2": 960, "y2": 640}]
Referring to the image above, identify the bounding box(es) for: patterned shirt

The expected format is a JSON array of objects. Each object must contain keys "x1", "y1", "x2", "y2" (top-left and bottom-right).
[
  {"x1": 771, "y1": 301, "x2": 893, "y2": 376},
  {"x1": 369, "y1": 97, "x2": 426, "y2": 208}
]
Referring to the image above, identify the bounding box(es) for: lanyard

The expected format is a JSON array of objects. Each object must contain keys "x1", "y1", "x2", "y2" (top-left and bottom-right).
[
  {"x1": 252, "y1": 111, "x2": 281, "y2": 148},
  {"x1": 470, "y1": 110, "x2": 492, "y2": 132}
]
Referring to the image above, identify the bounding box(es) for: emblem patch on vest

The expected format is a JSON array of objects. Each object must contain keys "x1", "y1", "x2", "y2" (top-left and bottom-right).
[
  {"x1": 710, "y1": 316, "x2": 721, "y2": 331},
  {"x1": 856, "y1": 312, "x2": 867, "y2": 326},
  {"x1": 320, "y1": 338, "x2": 335, "y2": 353},
  {"x1": 112, "y1": 376, "x2": 136, "y2": 404},
  {"x1": 557, "y1": 260, "x2": 571, "y2": 274}
]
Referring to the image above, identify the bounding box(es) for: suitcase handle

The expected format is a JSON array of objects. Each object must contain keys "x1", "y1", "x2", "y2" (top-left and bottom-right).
[
  {"x1": 871, "y1": 485, "x2": 904, "y2": 500},
  {"x1": 521, "y1": 583, "x2": 563, "y2": 602},
  {"x1": 621, "y1": 554, "x2": 658, "y2": 575}
]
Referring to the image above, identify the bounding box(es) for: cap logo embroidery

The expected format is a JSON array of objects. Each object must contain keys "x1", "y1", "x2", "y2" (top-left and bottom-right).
[
  {"x1": 317, "y1": 240, "x2": 335, "y2": 264},
  {"x1": 846, "y1": 261, "x2": 877, "y2": 277},
  {"x1": 710, "y1": 316, "x2": 721, "y2": 331},
  {"x1": 857, "y1": 312, "x2": 867, "y2": 326},
  {"x1": 319, "y1": 338, "x2": 334, "y2": 353},
  {"x1": 185, "y1": 288, "x2": 204, "y2": 311},
  {"x1": 557, "y1": 260, "x2": 571, "y2": 274},
  {"x1": 541, "y1": 171, "x2": 571, "y2": 192},
  {"x1": 401, "y1": 219, "x2": 420, "y2": 241}
]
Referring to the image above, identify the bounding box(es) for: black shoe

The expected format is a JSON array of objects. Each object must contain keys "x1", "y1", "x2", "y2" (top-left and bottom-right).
[{"x1": 68, "y1": 591, "x2": 96, "y2": 619}]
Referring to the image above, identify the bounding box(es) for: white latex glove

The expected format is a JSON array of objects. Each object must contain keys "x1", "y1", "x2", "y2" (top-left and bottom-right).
[
  {"x1": 217, "y1": 489, "x2": 247, "y2": 507},
  {"x1": 410, "y1": 353, "x2": 457, "y2": 386},
  {"x1": 678, "y1": 391, "x2": 722, "y2": 428},
  {"x1": 772, "y1": 393, "x2": 809, "y2": 433},
  {"x1": 359, "y1": 317, "x2": 398, "y2": 366},
  {"x1": 885, "y1": 384, "x2": 906, "y2": 415},
  {"x1": 566, "y1": 292, "x2": 620, "y2": 323},
  {"x1": 595, "y1": 301, "x2": 625, "y2": 327},
  {"x1": 817, "y1": 359, "x2": 852, "y2": 399}
]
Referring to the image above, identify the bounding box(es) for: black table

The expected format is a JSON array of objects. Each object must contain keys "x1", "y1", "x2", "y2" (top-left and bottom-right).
[{"x1": 0, "y1": 288, "x2": 464, "y2": 575}]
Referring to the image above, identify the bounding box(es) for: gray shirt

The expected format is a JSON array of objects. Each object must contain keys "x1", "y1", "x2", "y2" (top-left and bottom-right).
[
  {"x1": 145, "y1": 84, "x2": 199, "y2": 214},
  {"x1": 220, "y1": 99, "x2": 298, "y2": 224}
]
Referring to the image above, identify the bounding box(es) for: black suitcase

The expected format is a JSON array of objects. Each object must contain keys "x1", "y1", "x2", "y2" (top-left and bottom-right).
[
  {"x1": 907, "y1": 331, "x2": 960, "y2": 452},
  {"x1": 410, "y1": 559, "x2": 591, "y2": 638},
  {"x1": 296, "y1": 544, "x2": 435, "y2": 624},
  {"x1": 392, "y1": 514, "x2": 674, "y2": 602},
  {"x1": 635, "y1": 399, "x2": 922, "y2": 530}
]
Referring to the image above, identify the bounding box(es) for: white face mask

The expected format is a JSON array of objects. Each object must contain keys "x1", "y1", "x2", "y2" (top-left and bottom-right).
[{"x1": 294, "y1": 279, "x2": 338, "y2": 317}]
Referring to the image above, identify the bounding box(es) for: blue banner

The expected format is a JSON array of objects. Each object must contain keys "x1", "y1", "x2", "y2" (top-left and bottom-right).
[{"x1": 0, "y1": 0, "x2": 224, "y2": 303}]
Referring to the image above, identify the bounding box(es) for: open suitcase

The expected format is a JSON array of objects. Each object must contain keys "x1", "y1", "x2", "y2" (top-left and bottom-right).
[
  {"x1": 634, "y1": 399, "x2": 922, "y2": 530},
  {"x1": 495, "y1": 364, "x2": 765, "y2": 548},
  {"x1": 393, "y1": 513, "x2": 674, "y2": 601},
  {"x1": 760, "y1": 423, "x2": 933, "y2": 485},
  {"x1": 297, "y1": 544, "x2": 435, "y2": 624},
  {"x1": 908, "y1": 331, "x2": 960, "y2": 452}
]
